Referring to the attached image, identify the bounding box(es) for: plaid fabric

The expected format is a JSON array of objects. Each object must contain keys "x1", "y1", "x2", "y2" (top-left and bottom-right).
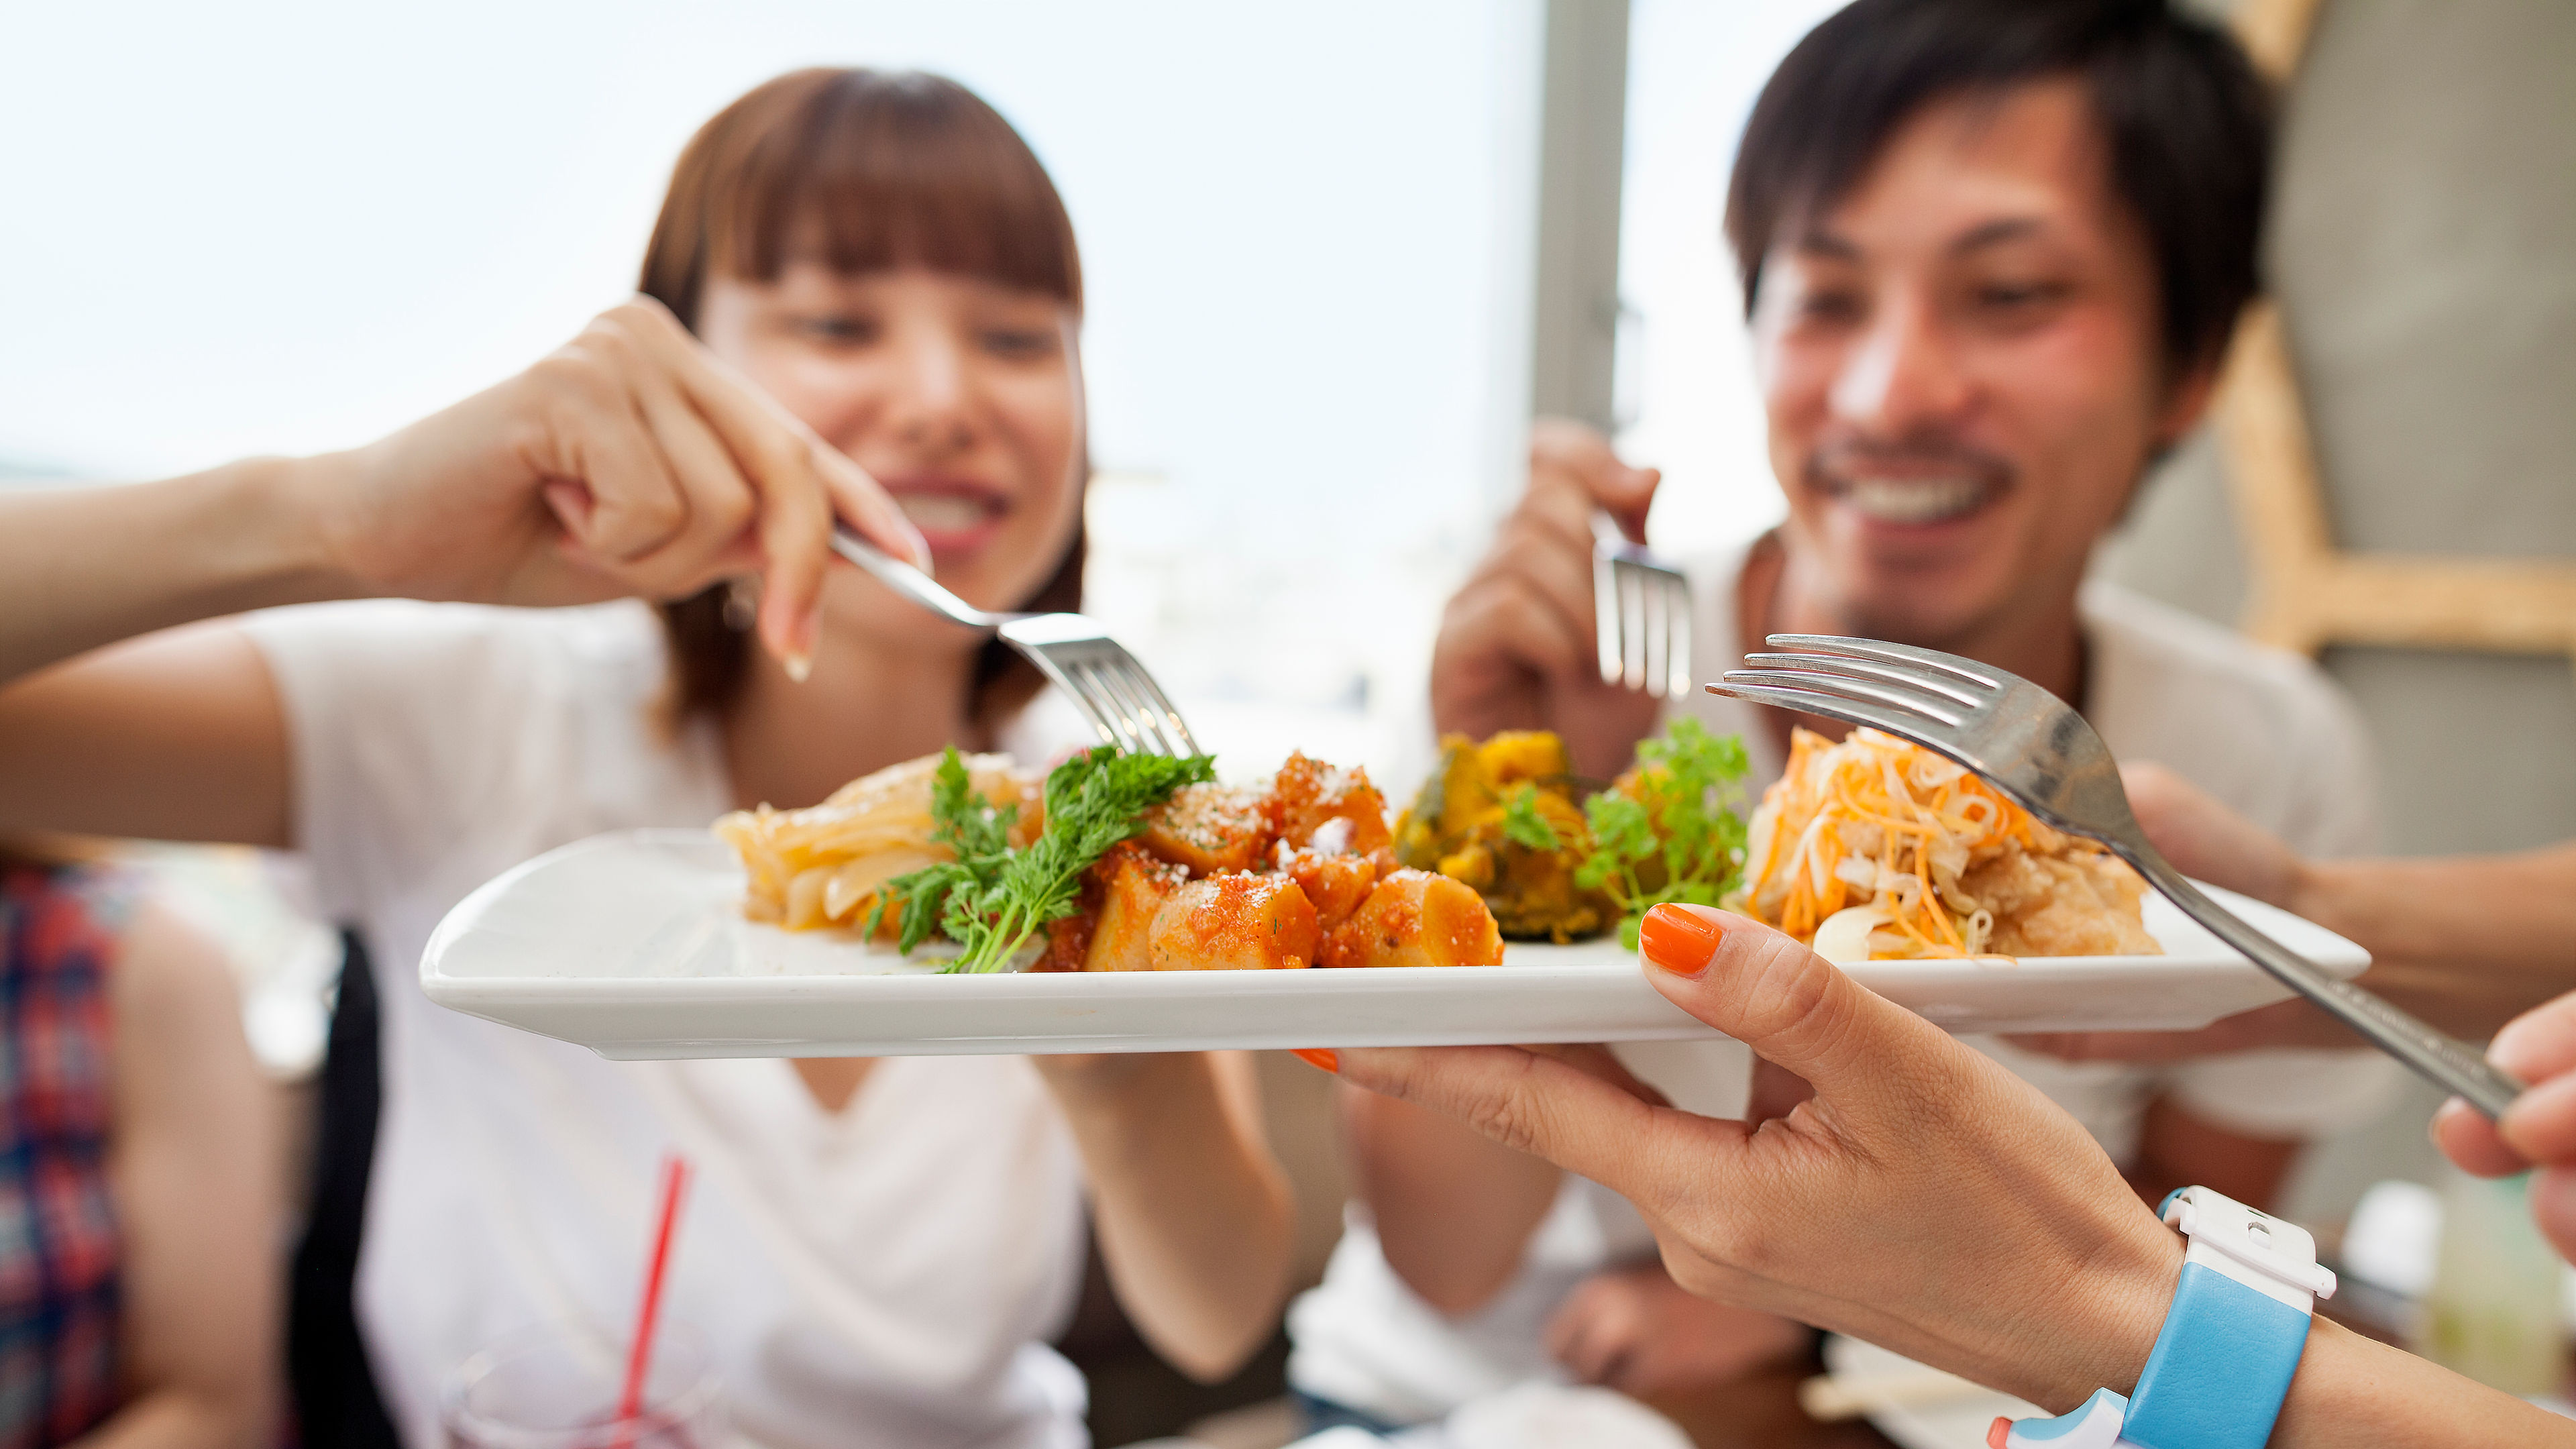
[{"x1": 0, "y1": 867, "x2": 123, "y2": 1449}]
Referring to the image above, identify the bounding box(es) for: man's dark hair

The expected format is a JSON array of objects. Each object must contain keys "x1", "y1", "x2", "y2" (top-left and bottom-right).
[{"x1": 1725, "y1": 0, "x2": 2272, "y2": 379}]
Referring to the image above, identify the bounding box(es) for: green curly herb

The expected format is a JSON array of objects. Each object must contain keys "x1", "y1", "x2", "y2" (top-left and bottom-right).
[
  {"x1": 873, "y1": 745, "x2": 1215, "y2": 973},
  {"x1": 1574, "y1": 718, "x2": 1752, "y2": 948},
  {"x1": 1499, "y1": 783, "x2": 1564, "y2": 853}
]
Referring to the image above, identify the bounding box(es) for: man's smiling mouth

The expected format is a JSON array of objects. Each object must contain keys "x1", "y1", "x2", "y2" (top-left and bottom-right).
[{"x1": 1831, "y1": 476, "x2": 1996, "y2": 526}]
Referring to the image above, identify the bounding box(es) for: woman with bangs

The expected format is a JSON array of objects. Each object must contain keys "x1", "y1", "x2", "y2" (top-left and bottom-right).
[{"x1": 0, "y1": 69, "x2": 1291, "y2": 1448}]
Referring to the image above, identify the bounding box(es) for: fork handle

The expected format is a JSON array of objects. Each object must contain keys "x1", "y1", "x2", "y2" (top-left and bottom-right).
[
  {"x1": 829, "y1": 525, "x2": 997, "y2": 630},
  {"x1": 2125, "y1": 851, "x2": 2523, "y2": 1119}
]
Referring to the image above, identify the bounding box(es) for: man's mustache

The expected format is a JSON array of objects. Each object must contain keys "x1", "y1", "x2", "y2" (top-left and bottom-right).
[{"x1": 1805, "y1": 435, "x2": 2015, "y2": 487}]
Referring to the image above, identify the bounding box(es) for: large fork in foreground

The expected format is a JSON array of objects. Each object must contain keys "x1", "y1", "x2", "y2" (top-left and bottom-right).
[{"x1": 1713, "y1": 633, "x2": 2522, "y2": 1120}]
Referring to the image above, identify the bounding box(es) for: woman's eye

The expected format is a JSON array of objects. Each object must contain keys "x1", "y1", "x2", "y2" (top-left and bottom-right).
[
  {"x1": 978, "y1": 327, "x2": 1057, "y2": 360},
  {"x1": 792, "y1": 314, "x2": 879, "y2": 345}
]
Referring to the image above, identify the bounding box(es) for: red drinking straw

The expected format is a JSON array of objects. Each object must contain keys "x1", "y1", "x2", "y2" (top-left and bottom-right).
[{"x1": 614, "y1": 1154, "x2": 692, "y2": 1446}]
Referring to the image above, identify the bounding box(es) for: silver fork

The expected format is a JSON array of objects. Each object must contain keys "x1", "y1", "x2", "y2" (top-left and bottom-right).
[
  {"x1": 830, "y1": 526, "x2": 1199, "y2": 758},
  {"x1": 1713, "y1": 633, "x2": 2524, "y2": 1120},
  {"x1": 1593, "y1": 530, "x2": 1693, "y2": 698}
]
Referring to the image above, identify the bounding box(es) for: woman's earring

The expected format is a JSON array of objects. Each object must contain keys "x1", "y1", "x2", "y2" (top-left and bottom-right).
[{"x1": 722, "y1": 576, "x2": 761, "y2": 632}]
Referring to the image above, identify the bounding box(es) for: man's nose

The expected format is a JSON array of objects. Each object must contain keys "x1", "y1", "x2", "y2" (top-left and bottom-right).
[{"x1": 1829, "y1": 294, "x2": 1969, "y2": 436}]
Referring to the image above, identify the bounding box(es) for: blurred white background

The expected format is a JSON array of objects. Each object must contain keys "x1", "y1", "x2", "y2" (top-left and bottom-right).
[{"x1": 2, "y1": 0, "x2": 1843, "y2": 792}]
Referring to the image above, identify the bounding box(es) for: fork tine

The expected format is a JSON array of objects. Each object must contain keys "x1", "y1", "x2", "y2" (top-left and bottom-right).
[
  {"x1": 1619, "y1": 564, "x2": 1645, "y2": 690},
  {"x1": 1762, "y1": 634, "x2": 2003, "y2": 692},
  {"x1": 1709, "y1": 680, "x2": 1974, "y2": 755},
  {"x1": 1638, "y1": 565, "x2": 1667, "y2": 698},
  {"x1": 1724, "y1": 666, "x2": 1970, "y2": 727},
  {"x1": 1081, "y1": 657, "x2": 1160, "y2": 756},
  {"x1": 1661, "y1": 572, "x2": 1693, "y2": 699},
  {"x1": 1098, "y1": 657, "x2": 1180, "y2": 758},
  {"x1": 1117, "y1": 659, "x2": 1199, "y2": 757},
  {"x1": 1071, "y1": 664, "x2": 1140, "y2": 753},
  {"x1": 1594, "y1": 553, "x2": 1623, "y2": 687},
  {"x1": 1741, "y1": 651, "x2": 1988, "y2": 709}
]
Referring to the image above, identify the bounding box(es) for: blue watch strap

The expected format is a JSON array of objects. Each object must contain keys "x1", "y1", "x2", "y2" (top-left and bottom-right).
[
  {"x1": 2120, "y1": 1262, "x2": 2309, "y2": 1449},
  {"x1": 2000, "y1": 1187, "x2": 2328, "y2": 1449}
]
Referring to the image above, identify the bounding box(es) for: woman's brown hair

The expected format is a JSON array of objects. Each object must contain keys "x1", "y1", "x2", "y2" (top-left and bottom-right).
[{"x1": 640, "y1": 68, "x2": 1087, "y2": 729}]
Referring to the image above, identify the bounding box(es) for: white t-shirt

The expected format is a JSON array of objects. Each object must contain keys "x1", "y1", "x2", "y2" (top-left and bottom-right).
[
  {"x1": 243, "y1": 600, "x2": 1091, "y2": 1449},
  {"x1": 1287, "y1": 545, "x2": 2400, "y2": 1421}
]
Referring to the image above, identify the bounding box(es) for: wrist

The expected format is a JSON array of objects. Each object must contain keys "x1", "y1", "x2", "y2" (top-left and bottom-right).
[
  {"x1": 187, "y1": 453, "x2": 368, "y2": 608},
  {"x1": 2033, "y1": 1218, "x2": 2185, "y2": 1409},
  {"x1": 264, "y1": 448, "x2": 376, "y2": 599}
]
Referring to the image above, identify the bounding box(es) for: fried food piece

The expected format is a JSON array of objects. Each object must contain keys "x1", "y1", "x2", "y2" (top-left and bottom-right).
[
  {"x1": 1967, "y1": 849, "x2": 2160, "y2": 957},
  {"x1": 1138, "y1": 783, "x2": 1272, "y2": 876},
  {"x1": 1078, "y1": 843, "x2": 1190, "y2": 972},
  {"x1": 1277, "y1": 844, "x2": 1384, "y2": 933},
  {"x1": 1147, "y1": 873, "x2": 1320, "y2": 971},
  {"x1": 1320, "y1": 869, "x2": 1506, "y2": 969},
  {"x1": 1393, "y1": 731, "x2": 1610, "y2": 943},
  {"x1": 1271, "y1": 751, "x2": 1394, "y2": 856}
]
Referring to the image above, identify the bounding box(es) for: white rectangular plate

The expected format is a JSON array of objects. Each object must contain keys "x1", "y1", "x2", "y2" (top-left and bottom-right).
[{"x1": 421, "y1": 829, "x2": 2371, "y2": 1059}]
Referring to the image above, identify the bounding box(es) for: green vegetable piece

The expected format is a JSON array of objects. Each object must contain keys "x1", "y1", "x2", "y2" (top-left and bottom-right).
[
  {"x1": 1572, "y1": 718, "x2": 1752, "y2": 948},
  {"x1": 1499, "y1": 783, "x2": 1563, "y2": 853},
  {"x1": 934, "y1": 745, "x2": 1216, "y2": 974}
]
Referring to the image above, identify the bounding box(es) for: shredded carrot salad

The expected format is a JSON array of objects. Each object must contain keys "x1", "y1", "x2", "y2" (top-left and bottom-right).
[{"x1": 1739, "y1": 727, "x2": 2055, "y2": 959}]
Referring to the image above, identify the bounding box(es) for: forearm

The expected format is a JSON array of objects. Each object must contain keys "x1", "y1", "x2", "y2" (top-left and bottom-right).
[
  {"x1": 2273, "y1": 1318, "x2": 2572, "y2": 1446},
  {"x1": 0, "y1": 456, "x2": 356, "y2": 684},
  {"x1": 1052, "y1": 1053, "x2": 1291, "y2": 1381},
  {"x1": 2296, "y1": 848, "x2": 2576, "y2": 1040},
  {"x1": 1344, "y1": 1083, "x2": 1563, "y2": 1315},
  {"x1": 68, "y1": 1387, "x2": 267, "y2": 1449}
]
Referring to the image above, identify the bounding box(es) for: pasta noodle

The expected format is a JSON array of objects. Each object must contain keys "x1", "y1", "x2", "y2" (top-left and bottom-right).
[
  {"x1": 713, "y1": 753, "x2": 1038, "y2": 932},
  {"x1": 1738, "y1": 728, "x2": 2159, "y2": 962}
]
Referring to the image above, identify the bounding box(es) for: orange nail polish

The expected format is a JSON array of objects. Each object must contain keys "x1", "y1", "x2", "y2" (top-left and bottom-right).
[
  {"x1": 1291, "y1": 1048, "x2": 1338, "y2": 1073},
  {"x1": 1638, "y1": 903, "x2": 1723, "y2": 978}
]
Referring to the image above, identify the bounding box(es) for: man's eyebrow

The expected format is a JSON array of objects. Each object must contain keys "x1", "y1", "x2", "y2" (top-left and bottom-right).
[
  {"x1": 1789, "y1": 230, "x2": 1862, "y2": 262},
  {"x1": 1951, "y1": 217, "x2": 2048, "y2": 254}
]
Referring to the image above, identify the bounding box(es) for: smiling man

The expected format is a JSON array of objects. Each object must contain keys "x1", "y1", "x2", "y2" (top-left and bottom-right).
[{"x1": 1289, "y1": 0, "x2": 2399, "y2": 1429}]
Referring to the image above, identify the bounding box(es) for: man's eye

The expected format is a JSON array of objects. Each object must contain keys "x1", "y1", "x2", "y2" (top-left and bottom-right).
[
  {"x1": 794, "y1": 315, "x2": 879, "y2": 345},
  {"x1": 1799, "y1": 290, "x2": 1865, "y2": 325}
]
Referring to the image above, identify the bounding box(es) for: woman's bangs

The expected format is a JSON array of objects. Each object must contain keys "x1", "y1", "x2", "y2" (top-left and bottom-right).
[{"x1": 714, "y1": 74, "x2": 1081, "y2": 308}]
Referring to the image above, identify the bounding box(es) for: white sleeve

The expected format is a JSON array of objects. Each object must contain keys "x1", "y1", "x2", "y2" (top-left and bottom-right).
[
  {"x1": 2161, "y1": 1048, "x2": 2407, "y2": 1140},
  {"x1": 2265, "y1": 663, "x2": 2383, "y2": 861},
  {"x1": 236, "y1": 600, "x2": 545, "y2": 924}
]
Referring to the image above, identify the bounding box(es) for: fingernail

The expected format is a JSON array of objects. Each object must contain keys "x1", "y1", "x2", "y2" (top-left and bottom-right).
[
  {"x1": 1638, "y1": 903, "x2": 1723, "y2": 978},
  {"x1": 783, "y1": 651, "x2": 812, "y2": 684},
  {"x1": 2489, "y1": 1020, "x2": 2547, "y2": 1079},
  {"x1": 1291, "y1": 1048, "x2": 1338, "y2": 1073}
]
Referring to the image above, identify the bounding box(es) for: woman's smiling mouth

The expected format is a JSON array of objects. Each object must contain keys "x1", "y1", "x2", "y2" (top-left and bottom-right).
[{"x1": 882, "y1": 478, "x2": 1010, "y2": 555}]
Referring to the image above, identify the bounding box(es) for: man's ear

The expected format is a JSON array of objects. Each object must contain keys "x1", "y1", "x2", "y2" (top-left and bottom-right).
[{"x1": 2151, "y1": 354, "x2": 2222, "y2": 449}]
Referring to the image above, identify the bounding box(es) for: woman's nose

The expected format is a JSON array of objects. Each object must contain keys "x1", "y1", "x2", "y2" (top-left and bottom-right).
[
  {"x1": 881, "y1": 325, "x2": 977, "y2": 451},
  {"x1": 1829, "y1": 294, "x2": 1969, "y2": 437}
]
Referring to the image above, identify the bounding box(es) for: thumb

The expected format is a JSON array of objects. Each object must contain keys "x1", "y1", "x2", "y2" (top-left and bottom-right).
[
  {"x1": 1635, "y1": 904, "x2": 1944, "y2": 1113},
  {"x1": 1599, "y1": 464, "x2": 1660, "y2": 545}
]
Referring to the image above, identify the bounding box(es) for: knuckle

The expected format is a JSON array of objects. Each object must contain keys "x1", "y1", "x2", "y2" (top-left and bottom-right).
[{"x1": 1463, "y1": 1082, "x2": 1548, "y2": 1159}]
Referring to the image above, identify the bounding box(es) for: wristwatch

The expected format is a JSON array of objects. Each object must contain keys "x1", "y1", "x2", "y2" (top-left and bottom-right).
[{"x1": 1992, "y1": 1185, "x2": 2335, "y2": 1449}]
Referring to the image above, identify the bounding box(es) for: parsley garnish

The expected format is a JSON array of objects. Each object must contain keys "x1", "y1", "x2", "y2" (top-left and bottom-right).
[
  {"x1": 1499, "y1": 783, "x2": 1564, "y2": 853},
  {"x1": 873, "y1": 745, "x2": 1215, "y2": 973},
  {"x1": 1574, "y1": 718, "x2": 1752, "y2": 948}
]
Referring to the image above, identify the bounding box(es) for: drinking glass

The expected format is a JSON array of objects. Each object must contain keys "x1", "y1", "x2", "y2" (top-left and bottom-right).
[{"x1": 441, "y1": 1322, "x2": 727, "y2": 1449}]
